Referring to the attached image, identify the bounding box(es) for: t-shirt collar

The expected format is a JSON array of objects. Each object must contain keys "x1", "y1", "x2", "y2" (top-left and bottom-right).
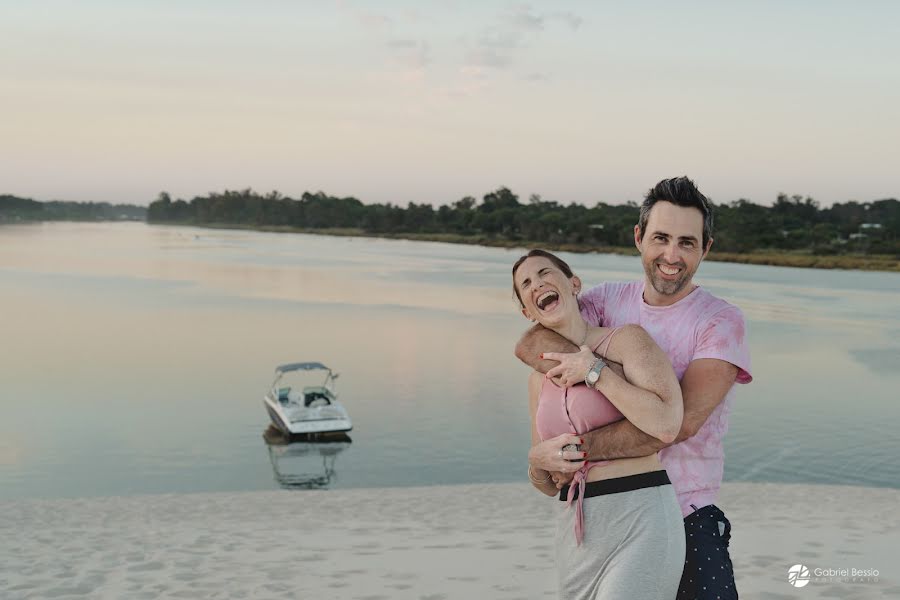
[{"x1": 640, "y1": 281, "x2": 702, "y2": 311}]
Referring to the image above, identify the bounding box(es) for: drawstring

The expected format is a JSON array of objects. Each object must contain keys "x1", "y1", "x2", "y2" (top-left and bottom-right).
[
  {"x1": 565, "y1": 461, "x2": 615, "y2": 546},
  {"x1": 566, "y1": 466, "x2": 588, "y2": 545}
]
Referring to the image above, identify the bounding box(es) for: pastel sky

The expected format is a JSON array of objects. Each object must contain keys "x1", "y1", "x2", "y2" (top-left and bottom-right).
[{"x1": 2, "y1": 1, "x2": 898, "y2": 207}]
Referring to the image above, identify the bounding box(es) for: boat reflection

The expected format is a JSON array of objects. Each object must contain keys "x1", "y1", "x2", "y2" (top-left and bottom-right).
[{"x1": 263, "y1": 425, "x2": 352, "y2": 490}]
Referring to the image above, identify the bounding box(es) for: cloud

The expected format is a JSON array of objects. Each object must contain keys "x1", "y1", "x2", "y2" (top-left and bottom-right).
[
  {"x1": 463, "y1": 5, "x2": 583, "y2": 71},
  {"x1": 334, "y1": 0, "x2": 392, "y2": 31},
  {"x1": 465, "y1": 45, "x2": 516, "y2": 70},
  {"x1": 550, "y1": 11, "x2": 583, "y2": 30},
  {"x1": 437, "y1": 65, "x2": 490, "y2": 99},
  {"x1": 523, "y1": 72, "x2": 550, "y2": 82},
  {"x1": 508, "y1": 5, "x2": 545, "y2": 31},
  {"x1": 402, "y1": 8, "x2": 423, "y2": 23},
  {"x1": 387, "y1": 39, "x2": 430, "y2": 70},
  {"x1": 357, "y1": 12, "x2": 392, "y2": 30},
  {"x1": 464, "y1": 26, "x2": 523, "y2": 69},
  {"x1": 505, "y1": 5, "x2": 583, "y2": 33}
]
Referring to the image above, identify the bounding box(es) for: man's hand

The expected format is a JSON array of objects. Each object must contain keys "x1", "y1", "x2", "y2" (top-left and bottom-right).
[
  {"x1": 543, "y1": 345, "x2": 596, "y2": 388},
  {"x1": 528, "y1": 433, "x2": 586, "y2": 473}
]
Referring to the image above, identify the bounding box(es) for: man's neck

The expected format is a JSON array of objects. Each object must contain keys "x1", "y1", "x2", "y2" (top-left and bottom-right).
[{"x1": 642, "y1": 280, "x2": 698, "y2": 307}]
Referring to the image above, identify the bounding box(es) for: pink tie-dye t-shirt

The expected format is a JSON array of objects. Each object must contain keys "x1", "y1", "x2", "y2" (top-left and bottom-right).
[{"x1": 579, "y1": 281, "x2": 752, "y2": 517}]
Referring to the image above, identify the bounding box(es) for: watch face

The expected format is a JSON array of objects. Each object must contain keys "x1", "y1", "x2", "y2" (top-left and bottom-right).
[{"x1": 587, "y1": 371, "x2": 599, "y2": 384}]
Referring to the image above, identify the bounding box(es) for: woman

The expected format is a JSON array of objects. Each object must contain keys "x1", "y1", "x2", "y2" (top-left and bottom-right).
[{"x1": 512, "y1": 249, "x2": 686, "y2": 600}]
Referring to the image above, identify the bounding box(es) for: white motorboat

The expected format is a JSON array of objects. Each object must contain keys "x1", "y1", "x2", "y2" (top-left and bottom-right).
[{"x1": 263, "y1": 362, "x2": 352, "y2": 436}]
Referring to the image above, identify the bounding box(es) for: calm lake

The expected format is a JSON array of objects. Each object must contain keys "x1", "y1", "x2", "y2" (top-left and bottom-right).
[{"x1": 1, "y1": 222, "x2": 898, "y2": 500}]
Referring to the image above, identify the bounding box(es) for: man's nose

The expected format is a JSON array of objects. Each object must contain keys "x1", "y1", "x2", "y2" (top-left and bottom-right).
[{"x1": 662, "y1": 243, "x2": 680, "y2": 264}]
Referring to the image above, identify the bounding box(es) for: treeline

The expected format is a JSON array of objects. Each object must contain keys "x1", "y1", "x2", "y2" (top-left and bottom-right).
[
  {"x1": 147, "y1": 188, "x2": 899, "y2": 256},
  {"x1": 0, "y1": 195, "x2": 146, "y2": 222}
]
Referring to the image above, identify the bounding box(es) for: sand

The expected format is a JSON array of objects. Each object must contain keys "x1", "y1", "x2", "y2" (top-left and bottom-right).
[{"x1": 2, "y1": 482, "x2": 898, "y2": 600}]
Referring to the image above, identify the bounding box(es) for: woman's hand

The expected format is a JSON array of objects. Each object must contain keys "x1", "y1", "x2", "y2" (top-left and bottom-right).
[
  {"x1": 549, "y1": 470, "x2": 575, "y2": 490},
  {"x1": 528, "y1": 433, "x2": 586, "y2": 473},
  {"x1": 543, "y1": 345, "x2": 596, "y2": 388}
]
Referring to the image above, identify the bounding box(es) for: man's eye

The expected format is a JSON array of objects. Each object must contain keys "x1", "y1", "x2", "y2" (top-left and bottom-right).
[
  {"x1": 654, "y1": 235, "x2": 666, "y2": 241},
  {"x1": 682, "y1": 241, "x2": 694, "y2": 248}
]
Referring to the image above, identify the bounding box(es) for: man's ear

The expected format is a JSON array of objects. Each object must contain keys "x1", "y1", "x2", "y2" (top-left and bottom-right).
[
  {"x1": 633, "y1": 224, "x2": 642, "y2": 251},
  {"x1": 521, "y1": 307, "x2": 534, "y2": 321},
  {"x1": 702, "y1": 237, "x2": 714, "y2": 260}
]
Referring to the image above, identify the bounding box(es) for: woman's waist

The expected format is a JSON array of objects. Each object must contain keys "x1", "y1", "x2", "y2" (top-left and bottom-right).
[
  {"x1": 560, "y1": 468, "x2": 671, "y2": 502},
  {"x1": 536, "y1": 415, "x2": 625, "y2": 443},
  {"x1": 583, "y1": 453, "x2": 661, "y2": 482}
]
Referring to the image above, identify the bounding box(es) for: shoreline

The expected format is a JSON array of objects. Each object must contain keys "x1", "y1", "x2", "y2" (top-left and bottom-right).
[
  {"x1": 165, "y1": 222, "x2": 900, "y2": 272},
  {"x1": 4, "y1": 481, "x2": 897, "y2": 599}
]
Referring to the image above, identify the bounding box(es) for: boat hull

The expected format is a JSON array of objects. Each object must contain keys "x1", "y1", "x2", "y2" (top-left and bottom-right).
[{"x1": 264, "y1": 396, "x2": 352, "y2": 436}]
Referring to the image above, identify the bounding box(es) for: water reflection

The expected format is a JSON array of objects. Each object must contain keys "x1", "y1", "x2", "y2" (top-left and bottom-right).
[
  {"x1": 262, "y1": 426, "x2": 351, "y2": 490},
  {"x1": 3, "y1": 222, "x2": 900, "y2": 499}
]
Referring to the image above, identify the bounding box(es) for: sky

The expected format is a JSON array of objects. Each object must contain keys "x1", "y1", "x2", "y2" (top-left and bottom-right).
[{"x1": 1, "y1": 0, "x2": 898, "y2": 208}]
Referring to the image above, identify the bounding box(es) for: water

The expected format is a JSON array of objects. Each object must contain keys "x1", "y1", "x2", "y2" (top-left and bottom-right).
[{"x1": 1, "y1": 222, "x2": 898, "y2": 500}]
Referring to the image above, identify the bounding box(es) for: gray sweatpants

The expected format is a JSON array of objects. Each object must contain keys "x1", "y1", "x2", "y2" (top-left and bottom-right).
[{"x1": 555, "y1": 484, "x2": 686, "y2": 599}]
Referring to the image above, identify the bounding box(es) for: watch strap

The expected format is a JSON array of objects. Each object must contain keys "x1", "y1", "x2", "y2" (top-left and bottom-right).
[{"x1": 585, "y1": 357, "x2": 607, "y2": 388}]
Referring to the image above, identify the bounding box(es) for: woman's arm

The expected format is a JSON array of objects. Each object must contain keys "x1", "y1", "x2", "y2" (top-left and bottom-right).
[
  {"x1": 592, "y1": 325, "x2": 683, "y2": 443},
  {"x1": 527, "y1": 372, "x2": 562, "y2": 497}
]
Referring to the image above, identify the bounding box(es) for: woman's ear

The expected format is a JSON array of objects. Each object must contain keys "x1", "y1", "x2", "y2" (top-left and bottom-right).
[{"x1": 572, "y1": 275, "x2": 582, "y2": 295}]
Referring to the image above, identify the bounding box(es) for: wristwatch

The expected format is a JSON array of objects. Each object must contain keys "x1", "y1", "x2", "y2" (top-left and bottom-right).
[{"x1": 585, "y1": 357, "x2": 607, "y2": 388}]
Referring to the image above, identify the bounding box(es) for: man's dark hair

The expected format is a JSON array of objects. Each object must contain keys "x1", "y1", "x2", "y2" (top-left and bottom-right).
[{"x1": 638, "y1": 176, "x2": 713, "y2": 249}]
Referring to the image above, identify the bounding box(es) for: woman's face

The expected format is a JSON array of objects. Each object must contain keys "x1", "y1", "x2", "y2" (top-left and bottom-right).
[{"x1": 513, "y1": 256, "x2": 581, "y2": 327}]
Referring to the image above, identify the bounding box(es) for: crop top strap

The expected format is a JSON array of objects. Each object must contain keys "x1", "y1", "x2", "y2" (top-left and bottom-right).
[{"x1": 591, "y1": 326, "x2": 622, "y2": 357}]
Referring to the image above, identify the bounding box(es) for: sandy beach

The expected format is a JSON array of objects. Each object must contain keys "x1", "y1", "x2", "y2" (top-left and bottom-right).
[{"x1": 3, "y1": 482, "x2": 897, "y2": 600}]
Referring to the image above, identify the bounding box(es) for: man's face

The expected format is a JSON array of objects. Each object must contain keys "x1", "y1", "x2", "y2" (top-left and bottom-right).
[{"x1": 634, "y1": 201, "x2": 710, "y2": 305}]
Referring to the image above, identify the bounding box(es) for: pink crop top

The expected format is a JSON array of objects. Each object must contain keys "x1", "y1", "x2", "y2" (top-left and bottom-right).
[{"x1": 535, "y1": 328, "x2": 623, "y2": 545}]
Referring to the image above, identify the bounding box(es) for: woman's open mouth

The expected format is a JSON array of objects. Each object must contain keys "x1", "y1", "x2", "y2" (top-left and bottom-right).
[{"x1": 536, "y1": 290, "x2": 560, "y2": 311}]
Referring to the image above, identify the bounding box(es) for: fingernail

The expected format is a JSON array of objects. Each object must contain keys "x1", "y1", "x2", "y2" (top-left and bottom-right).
[
  {"x1": 580, "y1": 438, "x2": 584, "y2": 444},
  {"x1": 582, "y1": 452, "x2": 587, "y2": 457},
  {"x1": 539, "y1": 353, "x2": 544, "y2": 359}
]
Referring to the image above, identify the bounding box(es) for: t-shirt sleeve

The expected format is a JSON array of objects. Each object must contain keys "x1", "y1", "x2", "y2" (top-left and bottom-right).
[
  {"x1": 694, "y1": 305, "x2": 752, "y2": 384},
  {"x1": 579, "y1": 283, "x2": 607, "y2": 326}
]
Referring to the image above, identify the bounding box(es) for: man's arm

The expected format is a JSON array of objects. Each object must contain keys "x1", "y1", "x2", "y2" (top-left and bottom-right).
[
  {"x1": 526, "y1": 356, "x2": 713, "y2": 478},
  {"x1": 515, "y1": 324, "x2": 627, "y2": 379},
  {"x1": 583, "y1": 358, "x2": 739, "y2": 460},
  {"x1": 515, "y1": 324, "x2": 578, "y2": 373}
]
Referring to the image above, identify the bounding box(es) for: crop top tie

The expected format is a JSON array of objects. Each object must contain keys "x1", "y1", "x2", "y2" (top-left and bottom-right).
[{"x1": 535, "y1": 327, "x2": 624, "y2": 545}]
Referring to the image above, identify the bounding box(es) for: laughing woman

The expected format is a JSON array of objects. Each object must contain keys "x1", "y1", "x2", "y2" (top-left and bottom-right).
[{"x1": 512, "y1": 249, "x2": 686, "y2": 600}]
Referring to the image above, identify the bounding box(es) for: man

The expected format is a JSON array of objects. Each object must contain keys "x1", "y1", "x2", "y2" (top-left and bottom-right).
[{"x1": 517, "y1": 176, "x2": 752, "y2": 599}]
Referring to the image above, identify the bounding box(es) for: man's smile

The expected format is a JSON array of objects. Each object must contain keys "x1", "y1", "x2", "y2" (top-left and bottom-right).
[{"x1": 656, "y1": 262, "x2": 683, "y2": 279}]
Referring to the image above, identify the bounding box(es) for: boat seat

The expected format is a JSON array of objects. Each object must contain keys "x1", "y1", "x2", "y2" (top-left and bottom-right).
[
  {"x1": 278, "y1": 387, "x2": 291, "y2": 404},
  {"x1": 304, "y1": 391, "x2": 331, "y2": 407}
]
